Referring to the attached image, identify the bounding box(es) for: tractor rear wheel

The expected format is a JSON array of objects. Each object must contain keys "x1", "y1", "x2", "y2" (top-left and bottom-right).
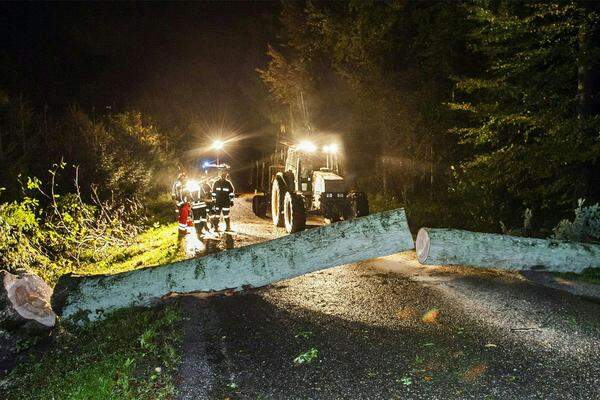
[
  {"x1": 284, "y1": 192, "x2": 306, "y2": 233},
  {"x1": 271, "y1": 177, "x2": 285, "y2": 227},
  {"x1": 252, "y1": 194, "x2": 267, "y2": 218}
]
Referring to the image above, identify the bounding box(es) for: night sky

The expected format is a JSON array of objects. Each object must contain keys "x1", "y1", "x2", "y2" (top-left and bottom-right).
[{"x1": 1, "y1": 1, "x2": 277, "y2": 131}]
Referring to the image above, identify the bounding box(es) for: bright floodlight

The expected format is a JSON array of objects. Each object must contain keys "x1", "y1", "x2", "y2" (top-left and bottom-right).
[
  {"x1": 185, "y1": 179, "x2": 200, "y2": 192},
  {"x1": 323, "y1": 143, "x2": 339, "y2": 153},
  {"x1": 212, "y1": 140, "x2": 225, "y2": 151},
  {"x1": 298, "y1": 140, "x2": 316, "y2": 152}
]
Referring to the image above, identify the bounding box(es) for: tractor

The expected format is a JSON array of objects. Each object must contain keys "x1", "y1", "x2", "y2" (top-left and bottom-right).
[{"x1": 252, "y1": 139, "x2": 369, "y2": 233}]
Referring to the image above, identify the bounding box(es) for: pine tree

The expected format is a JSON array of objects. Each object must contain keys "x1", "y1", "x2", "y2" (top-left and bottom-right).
[{"x1": 451, "y1": 0, "x2": 600, "y2": 229}]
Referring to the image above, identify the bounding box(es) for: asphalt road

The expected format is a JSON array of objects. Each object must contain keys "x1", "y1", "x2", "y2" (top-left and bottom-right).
[{"x1": 176, "y1": 196, "x2": 600, "y2": 400}]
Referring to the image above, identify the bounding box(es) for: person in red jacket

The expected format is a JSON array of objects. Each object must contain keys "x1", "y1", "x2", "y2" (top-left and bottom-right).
[{"x1": 172, "y1": 171, "x2": 191, "y2": 236}]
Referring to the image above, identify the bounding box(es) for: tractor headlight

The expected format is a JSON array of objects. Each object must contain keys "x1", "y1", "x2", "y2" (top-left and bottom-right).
[{"x1": 298, "y1": 140, "x2": 316, "y2": 152}]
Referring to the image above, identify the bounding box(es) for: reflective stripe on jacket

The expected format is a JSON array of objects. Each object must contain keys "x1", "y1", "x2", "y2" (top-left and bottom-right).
[{"x1": 211, "y1": 178, "x2": 235, "y2": 207}]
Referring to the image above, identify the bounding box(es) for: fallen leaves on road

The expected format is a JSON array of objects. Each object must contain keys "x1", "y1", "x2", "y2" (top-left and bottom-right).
[
  {"x1": 463, "y1": 363, "x2": 488, "y2": 382},
  {"x1": 396, "y1": 376, "x2": 412, "y2": 386},
  {"x1": 294, "y1": 330, "x2": 313, "y2": 340},
  {"x1": 422, "y1": 308, "x2": 440, "y2": 324},
  {"x1": 396, "y1": 306, "x2": 416, "y2": 320}
]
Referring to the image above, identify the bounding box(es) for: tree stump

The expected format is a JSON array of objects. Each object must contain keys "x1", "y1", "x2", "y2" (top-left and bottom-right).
[{"x1": 1, "y1": 270, "x2": 56, "y2": 331}]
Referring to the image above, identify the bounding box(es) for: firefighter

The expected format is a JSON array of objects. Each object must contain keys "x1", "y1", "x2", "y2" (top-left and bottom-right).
[
  {"x1": 172, "y1": 171, "x2": 190, "y2": 236},
  {"x1": 188, "y1": 179, "x2": 211, "y2": 234},
  {"x1": 210, "y1": 171, "x2": 235, "y2": 232}
]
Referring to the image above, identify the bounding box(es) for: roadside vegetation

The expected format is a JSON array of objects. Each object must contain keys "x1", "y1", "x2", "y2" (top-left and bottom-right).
[
  {"x1": 0, "y1": 99, "x2": 183, "y2": 283},
  {"x1": 0, "y1": 100, "x2": 187, "y2": 396},
  {"x1": 0, "y1": 168, "x2": 181, "y2": 285},
  {"x1": 3, "y1": 305, "x2": 182, "y2": 400}
]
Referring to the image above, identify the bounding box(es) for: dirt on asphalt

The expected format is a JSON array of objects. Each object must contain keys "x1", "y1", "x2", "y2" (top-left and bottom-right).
[{"x1": 176, "y1": 195, "x2": 600, "y2": 400}]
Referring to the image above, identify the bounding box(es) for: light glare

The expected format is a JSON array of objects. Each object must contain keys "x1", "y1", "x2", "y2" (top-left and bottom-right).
[
  {"x1": 185, "y1": 179, "x2": 200, "y2": 192},
  {"x1": 212, "y1": 140, "x2": 225, "y2": 150},
  {"x1": 323, "y1": 143, "x2": 339, "y2": 153},
  {"x1": 298, "y1": 140, "x2": 316, "y2": 152}
]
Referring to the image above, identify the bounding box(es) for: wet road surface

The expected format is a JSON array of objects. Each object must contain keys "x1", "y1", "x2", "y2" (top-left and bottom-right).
[{"x1": 176, "y1": 196, "x2": 600, "y2": 400}]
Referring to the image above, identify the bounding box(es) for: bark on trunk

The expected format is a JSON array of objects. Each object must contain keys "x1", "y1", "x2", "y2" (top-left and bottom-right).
[
  {"x1": 416, "y1": 228, "x2": 600, "y2": 273},
  {"x1": 53, "y1": 208, "x2": 414, "y2": 321},
  {"x1": 1, "y1": 271, "x2": 56, "y2": 330}
]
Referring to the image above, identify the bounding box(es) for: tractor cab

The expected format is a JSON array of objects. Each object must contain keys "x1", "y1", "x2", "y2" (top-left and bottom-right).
[
  {"x1": 285, "y1": 149, "x2": 330, "y2": 191},
  {"x1": 252, "y1": 137, "x2": 369, "y2": 234},
  {"x1": 200, "y1": 162, "x2": 230, "y2": 187},
  {"x1": 283, "y1": 140, "x2": 346, "y2": 212}
]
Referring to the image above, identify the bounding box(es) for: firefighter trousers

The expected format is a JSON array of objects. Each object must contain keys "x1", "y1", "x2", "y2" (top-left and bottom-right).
[
  {"x1": 211, "y1": 205, "x2": 231, "y2": 230},
  {"x1": 192, "y1": 202, "x2": 208, "y2": 232}
]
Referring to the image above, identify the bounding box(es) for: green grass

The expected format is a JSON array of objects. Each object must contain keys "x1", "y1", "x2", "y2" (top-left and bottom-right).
[
  {"x1": 2, "y1": 223, "x2": 188, "y2": 398},
  {"x1": 145, "y1": 193, "x2": 180, "y2": 226},
  {"x1": 78, "y1": 222, "x2": 186, "y2": 276},
  {"x1": 552, "y1": 268, "x2": 600, "y2": 285},
  {"x1": 3, "y1": 305, "x2": 182, "y2": 400}
]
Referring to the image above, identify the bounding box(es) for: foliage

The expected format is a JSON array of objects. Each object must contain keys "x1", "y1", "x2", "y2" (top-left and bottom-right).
[
  {"x1": 3, "y1": 305, "x2": 182, "y2": 400},
  {"x1": 500, "y1": 208, "x2": 534, "y2": 237},
  {"x1": 0, "y1": 93, "x2": 176, "y2": 202},
  {"x1": 450, "y1": 1, "x2": 600, "y2": 230},
  {"x1": 59, "y1": 108, "x2": 172, "y2": 200},
  {"x1": 367, "y1": 193, "x2": 404, "y2": 214},
  {"x1": 0, "y1": 189, "x2": 48, "y2": 272},
  {"x1": 553, "y1": 199, "x2": 600, "y2": 243},
  {"x1": 293, "y1": 347, "x2": 319, "y2": 365},
  {"x1": 0, "y1": 166, "x2": 149, "y2": 284}
]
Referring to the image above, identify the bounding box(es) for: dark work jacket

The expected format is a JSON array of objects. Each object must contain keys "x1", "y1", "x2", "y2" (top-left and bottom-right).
[{"x1": 211, "y1": 178, "x2": 235, "y2": 207}]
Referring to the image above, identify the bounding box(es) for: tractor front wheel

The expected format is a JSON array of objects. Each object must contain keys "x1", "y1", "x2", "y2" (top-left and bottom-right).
[
  {"x1": 284, "y1": 192, "x2": 306, "y2": 233},
  {"x1": 271, "y1": 177, "x2": 285, "y2": 227}
]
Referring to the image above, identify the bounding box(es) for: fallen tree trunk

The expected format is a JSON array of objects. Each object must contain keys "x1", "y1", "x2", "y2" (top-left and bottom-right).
[
  {"x1": 1, "y1": 271, "x2": 56, "y2": 330},
  {"x1": 416, "y1": 228, "x2": 600, "y2": 272},
  {"x1": 53, "y1": 208, "x2": 414, "y2": 321}
]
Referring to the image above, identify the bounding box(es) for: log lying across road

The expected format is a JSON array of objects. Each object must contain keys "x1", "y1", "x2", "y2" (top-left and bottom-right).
[
  {"x1": 416, "y1": 228, "x2": 600, "y2": 272},
  {"x1": 52, "y1": 208, "x2": 414, "y2": 321}
]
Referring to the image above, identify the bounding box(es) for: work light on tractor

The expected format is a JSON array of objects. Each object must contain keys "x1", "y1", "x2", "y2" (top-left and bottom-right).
[{"x1": 251, "y1": 138, "x2": 369, "y2": 234}]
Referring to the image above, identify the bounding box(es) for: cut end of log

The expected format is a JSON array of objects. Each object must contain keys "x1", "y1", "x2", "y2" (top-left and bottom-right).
[
  {"x1": 2, "y1": 271, "x2": 56, "y2": 329},
  {"x1": 415, "y1": 228, "x2": 430, "y2": 264}
]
